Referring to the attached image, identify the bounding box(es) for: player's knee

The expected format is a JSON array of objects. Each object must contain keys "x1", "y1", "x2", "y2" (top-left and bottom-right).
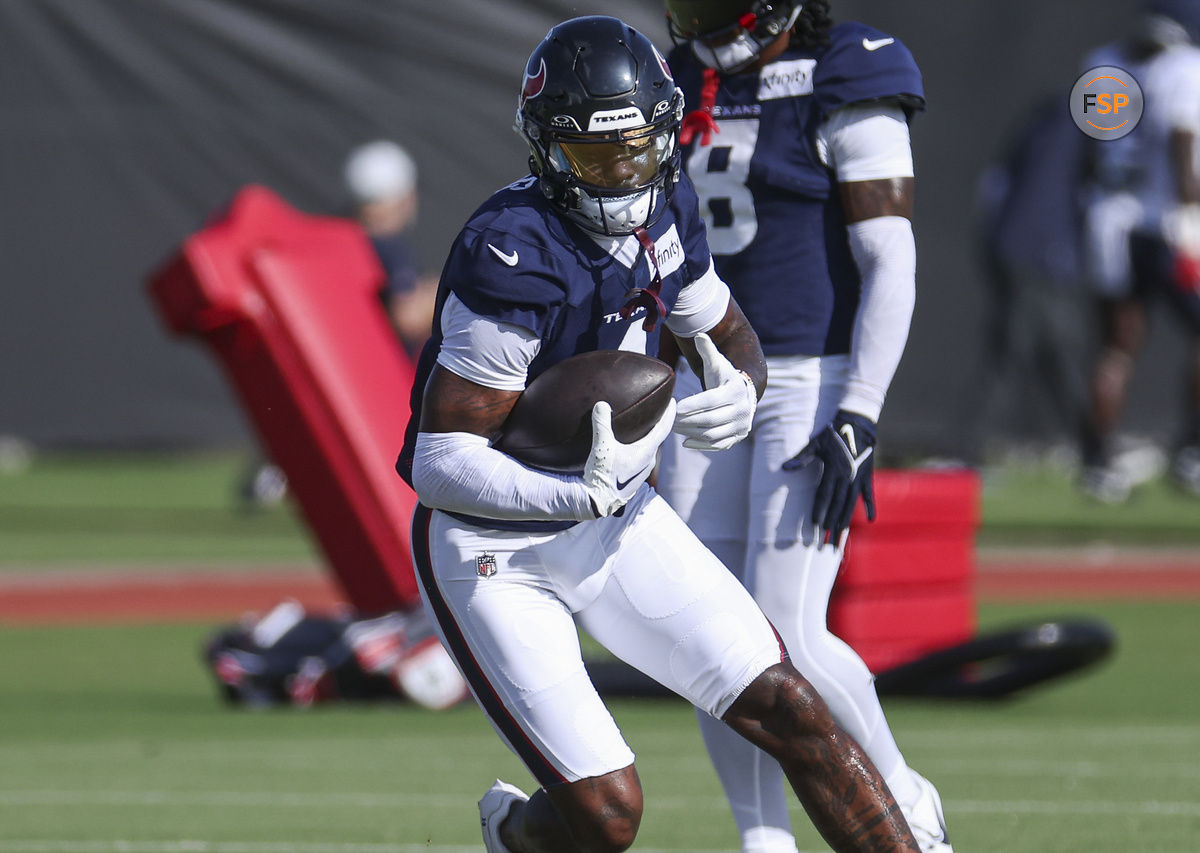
[
  {"x1": 583, "y1": 817, "x2": 639, "y2": 853},
  {"x1": 551, "y1": 767, "x2": 643, "y2": 853},
  {"x1": 725, "y1": 662, "x2": 837, "y2": 746},
  {"x1": 571, "y1": 799, "x2": 640, "y2": 853}
]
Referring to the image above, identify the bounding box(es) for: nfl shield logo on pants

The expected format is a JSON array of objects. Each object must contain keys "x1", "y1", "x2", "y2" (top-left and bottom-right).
[{"x1": 476, "y1": 552, "x2": 498, "y2": 578}]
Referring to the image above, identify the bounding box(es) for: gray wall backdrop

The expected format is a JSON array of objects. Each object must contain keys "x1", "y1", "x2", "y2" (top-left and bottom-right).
[{"x1": 3, "y1": 0, "x2": 1177, "y2": 458}]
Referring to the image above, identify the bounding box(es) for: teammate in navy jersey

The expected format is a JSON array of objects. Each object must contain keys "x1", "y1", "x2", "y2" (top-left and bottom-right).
[
  {"x1": 658, "y1": 3, "x2": 952, "y2": 853},
  {"x1": 398, "y1": 15, "x2": 920, "y2": 853}
]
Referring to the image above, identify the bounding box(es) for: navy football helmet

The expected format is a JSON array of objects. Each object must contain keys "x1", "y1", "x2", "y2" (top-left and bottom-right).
[
  {"x1": 665, "y1": 0, "x2": 803, "y2": 72},
  {"x1": 1149, "y1": 0, "x2": 1200, "y2": 40},
  {"x1": 515, "y1": 16, "x2": 684, "y2": 236}
]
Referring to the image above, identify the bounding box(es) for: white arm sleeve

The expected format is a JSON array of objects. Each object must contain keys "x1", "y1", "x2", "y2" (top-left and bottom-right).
[
  {"x1": 815, "y1": 101, "x2": 917, "y2": 421},
  {"x1": 412, "y1": 431, "x2": 595, "y2": 521},
  {"x1": 841, "y1": 216, "x2": 916, "y2": 421},
  {"x1": 815, "y1": 102, "x2": 914, "y2": 182},
  {"x1": 418, "y1": 292, "x2": 594, "y2": 520},
  {"x1": 436, "y1": 293, "x2": 541, "y2": 390},
  {"x1": 664, "y1": 258, "x2": 732, "y2": 338}
]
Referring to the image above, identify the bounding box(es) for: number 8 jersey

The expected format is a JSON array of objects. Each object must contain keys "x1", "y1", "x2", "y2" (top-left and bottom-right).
[{"x1": 667, "y1": 21, "x2": 924, "y2": 357}]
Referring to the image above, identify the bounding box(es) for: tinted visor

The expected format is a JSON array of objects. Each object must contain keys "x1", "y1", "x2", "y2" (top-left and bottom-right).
[{"x1": 557, "y1": 128, "x2": 673, "y2": 190}]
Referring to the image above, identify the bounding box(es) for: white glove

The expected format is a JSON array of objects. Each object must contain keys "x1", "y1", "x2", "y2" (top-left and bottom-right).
[
  {"x1": 674, "y1": 333, "x2": 757, "y2": 451},
  {"x1": 583, "y1": 398, "x2": 677, "y2": 517}
]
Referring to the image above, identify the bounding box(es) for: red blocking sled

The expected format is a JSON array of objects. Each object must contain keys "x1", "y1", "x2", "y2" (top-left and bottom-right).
[
  {"x1": 148, "y1": 186, "x2": 420, "y2": 613},
  {"x1": 833, "y1": 469, "x2": 980, "y2": 673}
]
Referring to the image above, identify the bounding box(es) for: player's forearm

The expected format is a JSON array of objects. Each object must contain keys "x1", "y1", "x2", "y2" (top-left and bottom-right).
[
  {"x1": 693, "y1": 297, "x2": 768, "y2": 399},
  {"x1": 412, "y1": 431, "x2": 594, "y2": 521},
  {"x1": 841, "y1": 216, "x2": 916, "y2": 421}
]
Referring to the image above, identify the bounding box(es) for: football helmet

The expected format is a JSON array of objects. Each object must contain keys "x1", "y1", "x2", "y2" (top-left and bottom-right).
[
  {"x1": 515, "y1": 16, "x2": 684, "y2": 236},
  {"x1": 665, "y1": 0, "x2": 804, "y2": 73},
  {"x1": 1149, "y1": 0, "x2": 1200, "y2": 42}
]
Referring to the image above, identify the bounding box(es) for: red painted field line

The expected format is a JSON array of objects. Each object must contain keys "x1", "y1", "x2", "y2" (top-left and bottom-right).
[
  {"x1": 974, "y1": 561, "x2": 1200, "y2": 601},
  {"x1": 1, "y1": 552, "x2": 1198, "y2": 625},
  {"x1": 0, "y1": 569, "x2": 346, "y2": 625}
]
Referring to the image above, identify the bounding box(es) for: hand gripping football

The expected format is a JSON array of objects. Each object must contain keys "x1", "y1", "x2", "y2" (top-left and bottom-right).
[{"x1": 494, "y1": 350, "x2": 676, "y2": 472}]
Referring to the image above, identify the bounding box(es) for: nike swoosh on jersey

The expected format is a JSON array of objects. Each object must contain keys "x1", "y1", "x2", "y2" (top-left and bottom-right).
[
  {"x1": 488, "y1": 244, "x2": 519, "y2": 266},
  {"x1": 862, "y1": 37, "x2": 895, "y2": 51}
]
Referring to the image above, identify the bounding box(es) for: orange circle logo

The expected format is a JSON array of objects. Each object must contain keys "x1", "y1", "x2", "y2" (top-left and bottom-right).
[{"x1": 1070, "y1": 65, "x2": 1144, "y2": 140}]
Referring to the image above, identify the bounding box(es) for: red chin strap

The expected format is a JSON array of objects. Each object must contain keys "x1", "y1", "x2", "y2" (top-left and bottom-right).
[
  {"x1": 620, "y1": 227, "x2": 668, "y2": 332},
  {"x1": 679, "y1": 67, "x2": 721, "y2": 147}
]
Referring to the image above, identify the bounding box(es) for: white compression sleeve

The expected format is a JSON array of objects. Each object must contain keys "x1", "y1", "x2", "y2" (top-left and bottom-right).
[
  {"x1": 841, "y1": 216, "x2": 916, "y2": 421},
  {"x1": 411, "y1": 431, "x2": 595, "y2": 521}
]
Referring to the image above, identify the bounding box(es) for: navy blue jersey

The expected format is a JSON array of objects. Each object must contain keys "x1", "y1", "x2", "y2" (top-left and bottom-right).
[
  {"x1": 371, "y1": 232, "x2": 420, "y2": 299},
  {"x1": 668, "y1": 22, "x2": 924, "y2": 356},
  {"x1": 397, "y1": 173, "x2": 712, "y2": 512}
]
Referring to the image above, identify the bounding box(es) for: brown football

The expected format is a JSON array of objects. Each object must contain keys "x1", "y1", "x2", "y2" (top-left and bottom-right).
[{"x1": 493, "y1": 350, "x2": 676, "y2": 472}]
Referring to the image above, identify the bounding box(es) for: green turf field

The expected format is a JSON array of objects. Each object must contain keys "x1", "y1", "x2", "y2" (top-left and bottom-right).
[
  {"x1": 1, "y1": 452, "x2": 1198, "y2": 851},
  {"x1": 1, "y1": 451, "x2": 1198, "y2": 567},
  {"x1": 0, "y1": 452, "x2": 318, "y2": 566},
  {"x1": 977, "y1": 463, "x2": 1200, "y2": 546},
  {"x1": 0, "y1": 600, "x2": 1196, "y2": 852}
]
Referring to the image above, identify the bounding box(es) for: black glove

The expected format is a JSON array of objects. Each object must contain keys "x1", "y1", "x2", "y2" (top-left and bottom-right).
[{"x1": 782, "y1": 410, "x2": 877, "y2": 543}]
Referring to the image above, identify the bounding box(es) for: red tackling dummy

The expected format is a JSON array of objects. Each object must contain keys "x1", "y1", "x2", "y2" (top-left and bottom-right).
[{"x1": 149, "y1": 186, "x2": 421, "y2": 613}]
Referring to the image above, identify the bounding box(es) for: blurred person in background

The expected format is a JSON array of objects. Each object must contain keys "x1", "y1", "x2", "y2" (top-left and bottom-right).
[
  {"x1": 1077, "y1": 0, "x2": 1200, "y2": 503},
  {"x1": 962, "y1": 96, "x2": 1089, "y2": 464},
  {"x1": 344, "y1": 139, "x2": 438, "y2": 358},
  {"x1": 657, "y1": 2, "x2": 951, "y2": 853},
  {"x1": 240, "y1": 140, "x2": 437, "y2": 509}
]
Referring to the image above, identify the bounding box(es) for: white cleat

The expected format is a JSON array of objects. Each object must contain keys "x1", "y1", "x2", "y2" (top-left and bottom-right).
[
  {"x1": 903, "y1": 771, "x2": 953, "y2": 853},
  {"x1": 479, "y1": 779, "x2": 529, "y2": 853},
  {"x1": 1172, "y1": 445, "x2": 1200, "y2": 496},
  {"x1": 1079, "y1": 463, "x2": 1132, "y2": 504}
]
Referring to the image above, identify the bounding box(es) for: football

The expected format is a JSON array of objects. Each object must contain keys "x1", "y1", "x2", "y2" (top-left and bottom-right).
[{"x1": 494, "y1": 350, "x2": 676, "y2": 472}]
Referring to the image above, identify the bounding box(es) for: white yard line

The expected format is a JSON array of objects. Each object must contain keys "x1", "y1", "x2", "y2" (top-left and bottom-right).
[
  {"x1": 1, "y1": 790, "x2": 1199, "y2": 817},
  {"x1": 0, "y1": 844, "x2": 479, "y2": 853},
  {"x1": 0, "y1": 844, "x2": 807, "y2": 853}
]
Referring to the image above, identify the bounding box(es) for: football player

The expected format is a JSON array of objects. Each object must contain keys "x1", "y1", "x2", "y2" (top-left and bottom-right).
[
  {"x1": 397, "y1": 15, "x2": 920, "y2": 853},
  {"x1": 1077, "y1": 1, "x2": 1200, "y2": 503},
  {"x1": 656, "y1": 3, "x2": 952, "y2": 853}
]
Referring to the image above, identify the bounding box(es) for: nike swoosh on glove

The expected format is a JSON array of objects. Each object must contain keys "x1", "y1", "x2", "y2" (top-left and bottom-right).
[
  {"x1": 674, "y1": 333, "x2": 757, "y2": 451},
  {"x1": 782, "y1": 410, "x2": 877, "y2": 543},
  {"x1": 584, "y1": 398, "x2": 677, "y2": 517}
]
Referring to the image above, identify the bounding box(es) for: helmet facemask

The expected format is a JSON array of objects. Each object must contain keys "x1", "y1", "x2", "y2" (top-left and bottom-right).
[
  {"x1": 542, "y1": 122, "x2": 679, "y2": 235},
  {"x1": 667, "y1": 1, "x2": 803, "y2": 73}
]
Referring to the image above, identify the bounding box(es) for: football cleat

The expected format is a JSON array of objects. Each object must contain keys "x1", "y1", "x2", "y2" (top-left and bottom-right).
[
  {"x1": 902, "y1": 771, "x2": 953, "y2": 853},
  {"x1": 1079, "y1": 463, "x2": 1132, "y2": 505},
  {"x1": 479, "y1": 779, "x2": 529, "y2": 853},
  {"x1": 1171, "y1": 445, "x2": 1200, "y2": 496}
]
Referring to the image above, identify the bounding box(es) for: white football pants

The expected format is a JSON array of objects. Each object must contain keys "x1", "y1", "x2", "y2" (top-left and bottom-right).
[
  {"x1": 658, "y1": 354, "x2": 919, "y2": 853},
  {"x1": 411, "y1": 486, "x2": 786, "y2": 789}
]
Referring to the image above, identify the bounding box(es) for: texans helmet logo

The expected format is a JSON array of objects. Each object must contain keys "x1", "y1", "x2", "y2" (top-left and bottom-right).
[
  {"x1": 652, "y1": 44, "x2": 674, "y2": 80},
  {"x1": 521, "y1": 58, "x2": 547, "y2": 105}
]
